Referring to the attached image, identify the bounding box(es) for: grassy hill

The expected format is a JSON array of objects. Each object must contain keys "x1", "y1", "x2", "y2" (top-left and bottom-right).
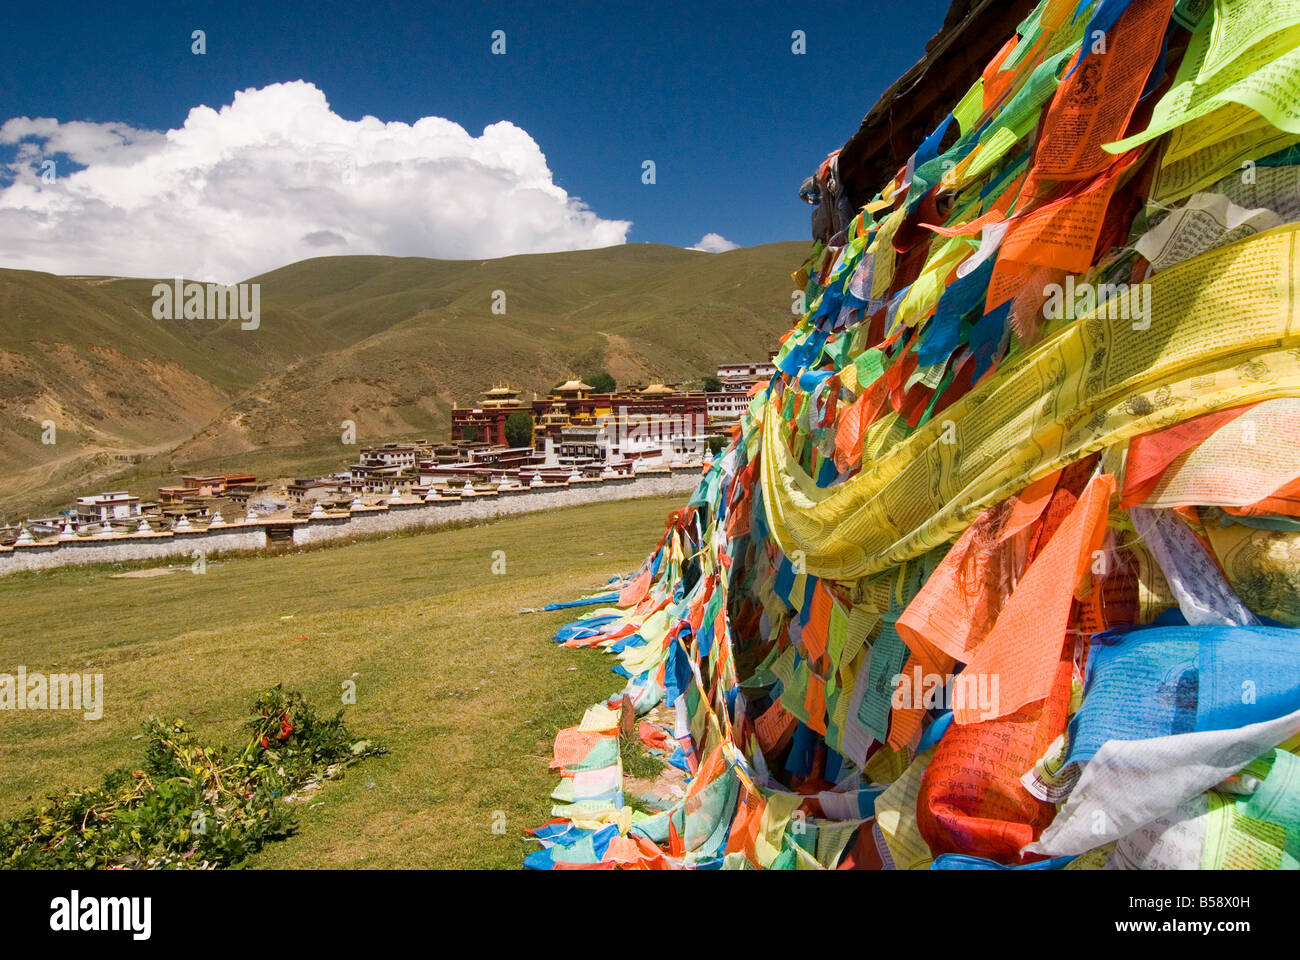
[{"x1": 0, "y1": 241, "x2": 806, "y2": 520}]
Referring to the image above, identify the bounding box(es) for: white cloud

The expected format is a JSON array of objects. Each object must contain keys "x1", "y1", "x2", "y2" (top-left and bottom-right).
[
  {"x1": 689, "y1": 232, "x2": 739, "y2": 253},
  {"x1": 0, "y1": 81, "x2": 631, "y2": 283}
]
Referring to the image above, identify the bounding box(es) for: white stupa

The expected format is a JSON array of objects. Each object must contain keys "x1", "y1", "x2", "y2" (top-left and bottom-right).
[
  {"x1": 602, "y1": 463, "x2": 617, "y2": 478},
  {"x1": 387, "y1": 487, "x2": 401, "y2": 504},
  {"x1": 60, "y1": 519, "x2": 76, "y2": 538},
  {"x1": 530, "y1": 473, "x2": 544, "y2": 487},
  {"x1": 209, "y1": 511, "x2": 226, "y2": 527},
  {"x1": 15, "y1": 526, "x2": 34, "y2": 546},
  {"x1": 424, "y1": 487, "x2": 439, "y2": 502},
  {"x1": 310, "y1": 500, "x2": 326, "y2": 517},
  {"x1": 136, "y1": 517, "x2": 151, "y2": 533},
  {"x1": 245, "y1": 506, "x2": 259, "y2": 522},
  {"x1": 462, "y1": 480, "x2": 475, "y2": 495},
  {"x1": 96, "y1": 521, "x2": 116, "y2": 537},
  {"x1": 173, "y1": 515, "x2": 192, "y2": 531}
]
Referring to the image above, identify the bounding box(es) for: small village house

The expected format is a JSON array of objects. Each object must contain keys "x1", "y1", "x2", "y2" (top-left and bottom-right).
[{"x1": 74, "y1": 492, "x2": 142, "y2": 527}]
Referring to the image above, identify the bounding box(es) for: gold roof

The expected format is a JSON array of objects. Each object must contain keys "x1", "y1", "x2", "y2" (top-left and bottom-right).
[
  {"x1": 640, "y1": 382, "x2": 676, "y2": 395},
  {"x1": 554, "y1": 379, "x2": 594, "y2": 393}
]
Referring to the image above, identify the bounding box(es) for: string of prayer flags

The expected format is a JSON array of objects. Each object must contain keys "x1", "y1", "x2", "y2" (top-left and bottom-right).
[{"x1": 528, "y1": 0, "x2": 1300, "y2": 870}]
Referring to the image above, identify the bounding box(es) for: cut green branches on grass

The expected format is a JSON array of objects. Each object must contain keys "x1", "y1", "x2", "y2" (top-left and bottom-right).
[{"x1": 0, "y1": 685, "x2": 384, "y2": 869}]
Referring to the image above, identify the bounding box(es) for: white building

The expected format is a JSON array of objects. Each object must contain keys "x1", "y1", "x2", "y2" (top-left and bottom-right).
[
  {"x1": 716, "y1": 362, "x2": 776, "y2": 388},
  {"x1": 347, "y1": 444, "x2": 427, "y2": 491},
  {"x1": 356, "y1": 443, "x2": 424, "y2": 469},
  {"x1": 707, "y1": 391, "x2": 752, "y2": 425},
  {"x1": 601, "y1": 410, "x2": 707, "y2": 463},
  {"x1": 708, "y1": 362, "x2": 775, "y2": 429},
  {"x1": 74, "y1": 492, "x2": 141, "y2": 527}
]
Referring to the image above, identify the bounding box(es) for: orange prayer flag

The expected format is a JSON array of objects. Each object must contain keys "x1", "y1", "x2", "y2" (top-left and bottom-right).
[
  {"x1": 618, "y1": 568, "x2": 653, "y2": 607},
  {"x1": 668, "y1": 814, "x2": 685, "y2": 858},
  {"x1": 550, "y1": 728, "x2": 612, "y2": 768},
  {"x1": 638, "y1": 720, "x2": 668, "y2": 751},
  {"x1": 985, "y1": 150, "x2": 1143, "y2": 310},
  {"x1": 955, "y1": 473, "x2": 1116, "y2": 724},
  {"x1": 820, "y1": 374, "x2": 841, "y2": 428},
  {"x1": 985, "y1": 257, "x2": 1036, "y2": 315},
  {"x1": 754, "y1": 701, "x2": 797, "y2": 754},
  {"x1": 803, "y1": 582, "x2": 832, "y2": 661},
  {"x1": 997, "y1": 174, "x2": 1111, "y2": 268},
  {"x1": 886, "y1": 470, "x2": 1079, "y2": 749},
  {"x1": 684, "y1": 744, "x2": 728, "y2": 803},
  {"x1": 689, "y1": 580, "x2": 713, "y2": 634},
  {"x1": 725, "y1": 487, "x2": 753, "y2": 538},
  {"x1": 886, "y1": 651, "x2": 935, "y2": 751},
  {"x1": 1226, "y1": 475, "x2": 1300, "y2": 518},
  {"x1": 804, "y1": 673, "x2": 828, "y2": 736},
  {"x1": 1032, "y1": 0, "x2": 1174, "y2": 181},
  {"x1": 834, "y1": 390, "x2": 868, "y2": 472},
  {"x1": 917, "y1": 637, "x2": 1074, "y2": 862},
  {"x1": 725, "y1": 780, "x2": 767, "y2": 858},
  {"x1": 896, "y1": 484, "x2": 1034, "y2": 673},
  {"x1": 997, "y1": 469, "x2": 1062, "y2": 544},
  {"x1": 981, "y1": 36, "x2": 1021, "y2": 113},
  {"x1": 602, "y1": 836, "x2": 646, "y2": 864},
  {"x1": 1121, "y1": 404, "x2": 1258, "y2": 508}
]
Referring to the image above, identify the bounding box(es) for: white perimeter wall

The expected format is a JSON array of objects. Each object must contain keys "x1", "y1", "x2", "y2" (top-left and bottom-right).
[{"x1": 0, "y1": 469, "x2": 702, "y2": 576}]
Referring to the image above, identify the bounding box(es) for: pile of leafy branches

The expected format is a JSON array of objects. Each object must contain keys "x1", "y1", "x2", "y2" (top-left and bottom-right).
[{"x1": 0, "y1": 685, "x2": 385, "y2": 869}]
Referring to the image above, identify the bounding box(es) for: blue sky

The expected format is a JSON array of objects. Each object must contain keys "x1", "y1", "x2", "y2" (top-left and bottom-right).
[{"x1": 0, "y1": 0, "x2": 953, "y2": 278}]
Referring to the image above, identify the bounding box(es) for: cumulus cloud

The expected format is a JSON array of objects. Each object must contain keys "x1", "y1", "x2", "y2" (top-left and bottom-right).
[
  {"x1": 689, "y1": 232, "x2": 740, "y2": 253},
  {"x1": 0, "y1": 81, "x2": 631, "y2": 283}
]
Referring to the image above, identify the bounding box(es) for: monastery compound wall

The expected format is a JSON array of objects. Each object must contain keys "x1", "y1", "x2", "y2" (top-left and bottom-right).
[{"x1": 0, "y1": 467, "x2": 701, "y2": 577}]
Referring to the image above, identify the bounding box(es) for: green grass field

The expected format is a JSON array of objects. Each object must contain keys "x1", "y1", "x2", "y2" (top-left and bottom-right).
[{"x1": 0, "y1": 495, "x2": 678, "y2": 868}]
